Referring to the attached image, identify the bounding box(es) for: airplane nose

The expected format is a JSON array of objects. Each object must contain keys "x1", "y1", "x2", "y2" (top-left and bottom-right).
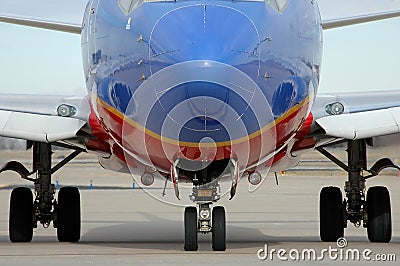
[
  {"x1": 123, "y1": 4, "x2": 275, "y2": 165},
  {"x1": 149, "y1": 4, "x2": 260, "y2": 65},
  {"x1": 125, "y1": 60, "x2": 275, "y2": 166},
  {"x1": 144, "y1": 4, "x2": 266, "y2": 144},
  {"x1": 130, "y1": 59, "x2": 273, "y2": 144}
]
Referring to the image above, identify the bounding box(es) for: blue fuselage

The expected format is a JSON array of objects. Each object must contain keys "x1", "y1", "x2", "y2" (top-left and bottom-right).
[{"x1": 81, "y1": 0, "x2": 322, "y2": 172}]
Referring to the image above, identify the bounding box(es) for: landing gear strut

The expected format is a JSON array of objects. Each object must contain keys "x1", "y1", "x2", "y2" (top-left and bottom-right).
[
  {"x1": 1, "y1": 142, "x2": 82, "y2": 242},
  {"x1": 33, "y1": 142, "x2": 56, "y2": 229},
  {"x1": 317, "y1": 139, "x2": 393, "y2": 243}
]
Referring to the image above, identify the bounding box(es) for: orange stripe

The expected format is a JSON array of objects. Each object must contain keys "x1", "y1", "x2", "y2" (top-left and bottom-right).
[{"x1": 96, "y1": 96, "x2": 310, "y2": 148}]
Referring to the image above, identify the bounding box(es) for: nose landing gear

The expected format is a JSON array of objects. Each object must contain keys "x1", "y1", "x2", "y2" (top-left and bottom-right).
[
  {"x1": 184, "y1": 185, "x2": 227, "y2": 251},
  {"x1": 173, "y1": 158, "x2": 236, "y2": 251}
]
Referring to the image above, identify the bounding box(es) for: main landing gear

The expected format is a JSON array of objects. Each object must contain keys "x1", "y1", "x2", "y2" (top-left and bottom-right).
[
  {"x1": 0, "y1": 142, "x2": 83, "y2": 242},
  {"x1": 317, "y1": 139, "x2": 398, "y2": 243}
]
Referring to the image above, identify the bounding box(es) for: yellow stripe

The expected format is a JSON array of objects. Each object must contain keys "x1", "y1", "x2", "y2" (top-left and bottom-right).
[{"x1": 96, "y1": 96, "x2": 309, "y2": 148}]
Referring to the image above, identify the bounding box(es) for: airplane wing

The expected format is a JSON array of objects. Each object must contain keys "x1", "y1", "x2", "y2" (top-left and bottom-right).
[
  {"x1": 0, "y1": 94, "x2": 90, "y2": 143},
  {"x1": 0, "y1": 1, "x2": 90, "y2": 141},
  {"x1": 0, "y1": 0, "x2": 88, "y2": 34},
  {"x1": 1, "y1": 0, "x2": 400, "y2": 33},
  {"x1": 311, "y1": 90, "x2": 400, "y2": 140},
  {"x1": 318, "y1": 0, "x2": 400, "y2": 29}
]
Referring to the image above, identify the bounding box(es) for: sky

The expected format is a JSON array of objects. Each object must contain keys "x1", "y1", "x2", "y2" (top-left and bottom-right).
[
  {"x1": 319, "y1": 17, "x2": 400, "y2": 93},
  {"x1": 0, "y1": 5, "x2": 399, "y2": 95}
]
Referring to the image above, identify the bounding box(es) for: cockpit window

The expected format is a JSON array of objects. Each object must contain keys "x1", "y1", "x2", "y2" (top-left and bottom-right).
[
  {"x1": 118, "y1": 0, "x2": 289, "y2": 15},
  {"x1": 265, "y1": 0, "x2": 289, "y2": 13},
  {"x1": 118, "y1": 0, "x2": 144, "y2": 15}
]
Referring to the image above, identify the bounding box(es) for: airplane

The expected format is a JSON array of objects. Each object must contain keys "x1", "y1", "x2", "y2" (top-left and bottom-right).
[{"x1": 1, "y1": 0, "x2": 400, "y2": 251}]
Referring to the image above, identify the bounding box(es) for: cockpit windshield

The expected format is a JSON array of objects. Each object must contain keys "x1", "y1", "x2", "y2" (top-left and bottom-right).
[
  {"x1": 118, "y1": 0, "x2": 176, "y2": 15},
  {"x1": 118, "y1": 0, "x2": 144, "y2": 15},
  {"x1": 118, "y1": 0, "x2": 289, "y2": 16},
  {"x1": 265, "y1": 0, "x2": 289, "y2": 13}
]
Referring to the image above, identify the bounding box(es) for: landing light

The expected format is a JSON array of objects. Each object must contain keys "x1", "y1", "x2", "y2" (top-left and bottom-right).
[
  {"x1": 57, "y1": 104, "x2": 77, "y2": 117},
  {"x1": 141, "y1": 173, "x2": 154, "y2": 186},
  {"x1": 248, "y1": 172, "x2": 262, "y2": 186},
  {"x1": 199, "y1": 209, "x2": 210, "y2": 220},
  {"x1": 325, "y1": 102, "x2": 344, "y2": 115}
]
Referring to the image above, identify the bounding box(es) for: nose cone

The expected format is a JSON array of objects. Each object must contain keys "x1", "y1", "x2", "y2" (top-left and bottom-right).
[
  {"x1": 149, "y1": 4, "x2": 260, "y2": 65},
  {"x1": 141, "y1": 4, "x2": 265, "y2": 143},
  {"x1": 130, "y1": 60, "x2": 272, "y2": 144},
  {"x1": 122, "y1": 4, "x2": 275, "y2": 166}
]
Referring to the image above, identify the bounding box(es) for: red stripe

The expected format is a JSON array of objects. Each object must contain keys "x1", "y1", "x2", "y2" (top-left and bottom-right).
[{"x1": 92, "y1": 101, "x2": 310, "y2": 172}]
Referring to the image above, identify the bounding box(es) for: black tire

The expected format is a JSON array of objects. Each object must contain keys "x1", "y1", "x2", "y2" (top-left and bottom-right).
[
  {"x1": 320, "y1": 186, "x2": 344, "y2": 242},
  {"x1": 212, "y1": 206, "x2": 226, "y2": 251},
  {"x1": 367, "y1": 186, "x2": 391, "y2": 243},
  {"x1": 57, "y1": 187, "x2": 81, "y2": 242},
  {"x1": 9, "y1": 187, "x2": 34, "y2": 242},
  {"x1": 184, "y1": 207, "x2": 198, "y2": 251}
]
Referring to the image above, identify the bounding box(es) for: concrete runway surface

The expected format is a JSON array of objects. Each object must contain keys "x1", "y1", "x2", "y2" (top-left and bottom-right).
[{"x1": 0, "y1": 151, "x2": 399, "y2": 265}]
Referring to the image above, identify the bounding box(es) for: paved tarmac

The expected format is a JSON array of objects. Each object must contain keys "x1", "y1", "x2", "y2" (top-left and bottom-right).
[{"x1": 0, "y1": 151, "x2": 399, "y2": 265}]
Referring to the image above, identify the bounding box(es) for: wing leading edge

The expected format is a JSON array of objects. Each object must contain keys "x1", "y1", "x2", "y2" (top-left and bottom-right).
[
  {"x1": 312, "y1": 91, "x2": 400, "y2": 140},
  {"x1": 0, "y1": 15, "x2": 82, "y2": 34},
  {"x1": 321, "y1": 10, "x2": 400, "y2": 30},
  {"x1": 0, "y1": 0, "x2": 87, "y2": 34},
  {"x1": 316, "y1": 107, "x2": 400, "y2": 140},
  {"x1": 1, "y1": 1, "x2": 400, "y2": 33},
  {"x1": 0, "y1": 95, "x2": 90, "y2": 143},
  {"x1": 318, "y1": 0, "x2": 400, "y2": 29},
  {"x1": 0, "y1": 110, "x2": 86, "y2": 142}
]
